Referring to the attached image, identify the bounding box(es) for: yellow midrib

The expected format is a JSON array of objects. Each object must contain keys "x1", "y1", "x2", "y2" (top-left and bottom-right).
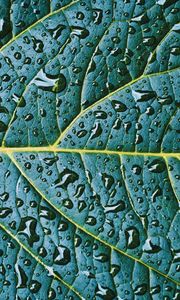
[{"x1": 0, "y1": 147, "x2": 179, "y2": 158}]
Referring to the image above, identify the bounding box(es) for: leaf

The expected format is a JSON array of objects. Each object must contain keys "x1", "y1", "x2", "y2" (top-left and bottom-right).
[
  {"x1": 0, "y1": 0, "x2": 75, "y2": 48},
  {"x1": 0, "y1": 0, "x2": 179, "y2": 299}
]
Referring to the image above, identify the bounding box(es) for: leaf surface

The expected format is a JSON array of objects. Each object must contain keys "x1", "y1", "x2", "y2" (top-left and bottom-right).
[{"x1": 0, "y1": 0, "x2": 179, "y2": 299}]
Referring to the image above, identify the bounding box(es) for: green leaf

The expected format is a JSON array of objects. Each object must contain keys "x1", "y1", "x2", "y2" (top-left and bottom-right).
[
  {"x1": 0, "y1": 0, "x2": 179, "y2": 299},
  {"x1": 0, "y1": 0, "x2": 75, "y2": 47}
]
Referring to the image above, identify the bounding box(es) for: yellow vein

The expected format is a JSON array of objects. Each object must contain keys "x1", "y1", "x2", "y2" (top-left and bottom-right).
[
  {"x1": 54, "y1": 66, "x2": 180, "y2": 146},
  {"x1": 0, "y1": 147, "x2": 179, "y2": 158},
  {"x1": 0, "y1": 223, "x2": 82, "y2": 299},
  {"x1": 8, "y1": 152, "x2": 180, "y2": 286}
]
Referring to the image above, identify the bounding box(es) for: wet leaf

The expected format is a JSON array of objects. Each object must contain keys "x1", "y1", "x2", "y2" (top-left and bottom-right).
[{"x1": 0, "y1": 0, "x2": 179, "y2": 299}]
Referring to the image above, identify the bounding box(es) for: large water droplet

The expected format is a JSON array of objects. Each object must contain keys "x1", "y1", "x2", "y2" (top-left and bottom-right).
[
  {"x1": 39, "y1": 206, "x2": 56, "y2": 220},
  {"x1": 94, "y1": 111, "x2": 107, "y2": 119},
  {"x1": 53, "y1": 246, "x2": 71, "y2": 265},
  {"x1": 29, "y1": 280, "x2": 41, "y2": 293},
  {"x1": 148, "y1": 159, "x2": 166, "y2": 173},
  {"x1": 134, "y1": 284, "x2": 148, "y2": 295},
  {"x1": 104, "y1": 200, "x2": 125, "y2": 213},
  {"x1": 18, "y1": 217, "x2": 39, "y2": 246},
  {"x1": 71, "y1": 26, "x2": 89, "y2": 39},
  {"x1": 0, "y1": 192, "x2": 9, "y2": 202},
  {"x1": 86, "y1": 216, "x2": 97, "y2": 226},
  {"x1": 90, "y1": 123, "x2": 102, "y2": 139},
  {"x1": 158, "y1": 95, "x2": 173, "y2": 105},
  {"x1": 74, "y1": 184, "x2": 85, "y2": 198},
  {"x1": 94, "y1": 253, "x2": 109, "y2": 262},
  {"x1": 32, "y1": 36, "x2": 44, "y2": 53},
  {"x1": 143, "y1": 238, "x2": 162, "y2": 253},
  {"x1": 112, "y1": 100, "x2": 127, "y2": 112},
  {"x1": 34, "y1": 69, "x2": 66, "y2": 93},
  {"x1": 132, "y1": 90, "x2": 157, "y2": 102},
  {"x1": 125, "y1": 226, "x2": 140, "y2": 249},
  {"x1": 15, "y1": 264, "x2": 28, "y2": 288},
  {"x1": 93, "y1": 9, "x2": 103, "y2": 24},
  {"x1": 95, "y1": 284, "x2": 117, "y2": 299},
  {"x1": 54, "y1": 168, "x2": 79, "y2": 189},
  {"x1": 78, "y1": 200, "x2": 87, "y2": 212},
  {"x1": 101, "y1": 173, "x2": 114, "y2": 190},
  {"x1": 0, "y1": 207, "x2": 12, "y2": 218},
  {"x1": 49, "y1": 24, "x2": 66, "y2": 39}
]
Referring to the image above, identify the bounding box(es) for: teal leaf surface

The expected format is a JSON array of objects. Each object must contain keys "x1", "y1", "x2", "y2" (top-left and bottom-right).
[{"x1": 0, "y1": 0, "x2": 179, "y2": 299}]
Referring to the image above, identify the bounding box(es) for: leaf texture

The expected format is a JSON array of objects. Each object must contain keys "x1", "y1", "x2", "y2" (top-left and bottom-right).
[{"x1": 0, "y1": 0, "x2": 179, "y2": 299}]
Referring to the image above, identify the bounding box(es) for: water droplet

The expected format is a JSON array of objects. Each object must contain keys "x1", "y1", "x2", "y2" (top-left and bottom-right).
[
  {"x1": 15, "y1": 264, "x2": 28, "y2": 288},
  {"x1": 151, "y1": 186, "x2": 162, "y2": 202},
  {"x1": 54, "y1": 168, "x2": 79, "y2": 189},
  {"x1": 34, "y1": 69, "x2": 66, "y2": 93},
  {"x1": 38, "y1": 246, "x2": 47, "y2": 258},
  {"x1": 148, "y1": 159, "x2": 166, "y2": 173},
  {"x1": 112, "y1": 100, "x2": 127, "y2": 112},
  {"x1": 76, "y1": 12, "x2": 85, "y2": 20},
  {"x1": 157, "y1": 0, "x2": 178, "y2": 8},
  {"x1": 90, "y1": 123, "x2": 102, "y2": 139},
  {"x1": 58, "y1": 220, "x2": 68, "y2": 231},
  {"x1": 74, "y1": 184, "x2": 85, "y2": 198},
  {"x1": 53, "y1": 246, "x2": 71, "y2": 265},
  {"x1": 49, "y1": 24, "x2": 66, "y2": 39},
  {"x1": 43, "y1": 156, "x2": 59, "y2": 166},
  {"x1": 131, "y1": 13, "x2": 149, "y2": 24},
  {"x1": 94, "y1": 111, "x2": 107, "y2": 119},
  {"x1": 32, "y1": 36, "x2": 44, "y2": 53},
  {"x1": 39, "y1": 206, "x2": 56, "y2": 220},
  {"x1": 77, "y1": 130, "x2": 88, "y2": 138},
  {"x1": 94, "y1": 253, "x2": 109, "y2": 262},
  {"x1": 143, "y1": 238, "x2": 162, "y2": 253},
  {"x1": 0, "y1": 208, "x2": 12, "y2": 218},
  {"x1": 71, "y1": 26, "x2": 89, "y2": 39},
  {"x1": 29, "y1": 280, "x2": 41, "y2": 293},
  {"x1": 78, "y1": 200, "x2": 87, "y2": 212},
  {"x1": 132, "y1": 90, "x2": 157, "y2": 102},
  {"x1": 132, "y1": 165, "x2": 142, "y2": 175},
  {"x1": 18, "y1": 217, "x2": 40, "y2": 246},
  {"x1": 95, "y1": 284, "x2": 116, "y2": 299},
  {"x1": 93, "y1": 9, "x2": 103, "y2": 24},
  {"x1": 63, "y1": 198, "x2": 73, "y2": 209},
  {"x1": 104, "y1": 200, "x2": 125, "y2": 213},
  {"x1": 24, "y1": 114, "x2": 34, "y2": 121},
  {"x1": 125, "y1": 226, "x2": 140, "y2": 249},
  {"x1": 143, "y1": 36, "x2": 156, "y2": 46},
  {"x1": 158, "y1": 95, "x2": 173, "y2": 105},
  {"x1": 74, "y1": 234, "x2": 82, "y2": 247},
  {"x1": 134, "y1": 284, "x2": 148, "y2": 295},
  {"x1": 111, "y1": 265, "x2": 120, "y2": 277},
  {"x1": 102, "y1": 173, "x2": 114, "y2": 190},
  {"x1": 86, "y1": 216, "x2": 96, "y2": 226},
  {"x1": 0, "y1": 192, "x2": 9, "y2": 202},
  {"x1": 16, "y1": 198, "x2": 24, "y2": 207},
  {"x1": 113, "y1": 118, "x2": 121, "y2": 129},
  {"x1": 48, "y1": 288, "x2": 56, "y2": 300}
]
